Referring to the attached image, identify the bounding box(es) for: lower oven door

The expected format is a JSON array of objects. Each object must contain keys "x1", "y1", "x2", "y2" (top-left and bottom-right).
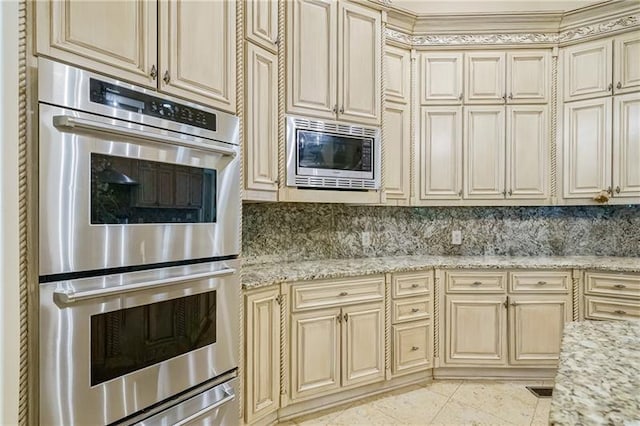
[{"x1": 39, "y1": 259, "x2": 239, "y2": 426}]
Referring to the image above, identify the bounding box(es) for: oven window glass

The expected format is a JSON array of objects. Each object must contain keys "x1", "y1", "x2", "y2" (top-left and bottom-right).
[
  {"x1": 90, "y1": 290, "x2": 217, "y2": 386},
  {"x1": 90, "y1": 154, "x2": 216, "y2": 224},
  {"x1": 297, "y1": 130, "x2": 372, "y2": 172}
]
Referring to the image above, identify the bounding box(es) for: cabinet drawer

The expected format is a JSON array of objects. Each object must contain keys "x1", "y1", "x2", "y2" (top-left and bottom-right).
[
  {"x1": 585, "y1": 296, "x2": 640, "y2": 321},
  {"x1": 446, "y1": 270, "x2": 507, "y2": 293},
  {"x1": 585, "y1": 272, "x2": 640, "y2": 299},
  {"x1": 392, "y1": 321, "x2": 432, "y2": 375},
  {"x1": 292, "y1": 276, "x2": 384, "y2": 311},
  {"x1": 392, "y1": 297, "x2": 431, "y2": 324},
  {"x1": 509, "y1": 271, "x2": 571, "y2": 293},
  {"x1": 391, "y1": 271, "x2": 432, "y2": 298}
]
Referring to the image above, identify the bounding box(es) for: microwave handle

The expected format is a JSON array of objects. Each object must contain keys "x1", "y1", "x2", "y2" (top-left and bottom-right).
[
  {"x1": 53, "y1": 115, "x2": 237, "y2": 158},
  {"x1": 53, "y1": 268, "x2": 236, "y2": 304},
  {"x1": 173, "y1": 390, "x2": 235, "y2": 426}
]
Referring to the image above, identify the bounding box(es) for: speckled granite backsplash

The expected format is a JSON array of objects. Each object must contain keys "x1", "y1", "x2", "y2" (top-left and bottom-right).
[{"x1": 242, "y1": 203, "x2": 640, "y2": 264}]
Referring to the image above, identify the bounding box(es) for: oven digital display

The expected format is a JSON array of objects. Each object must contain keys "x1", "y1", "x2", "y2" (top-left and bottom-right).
[{"x1": 297, "y1": 129, "x2": 373, "y2": 172}]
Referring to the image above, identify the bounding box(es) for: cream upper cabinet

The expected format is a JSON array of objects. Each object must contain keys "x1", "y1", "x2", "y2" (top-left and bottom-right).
[
  {"x1": 246, "y1": 0, "x2": 279, "y2": 52},
  {"x1": 385, "y1": 45, "x2": 411, "y2": 104},
  {"x1": 507, "y1": 51, "x2": 549, "y2": 104},
  {"x1": 341, "y1": 303, "x2": 385, "y2": 388},
  {"x1": 506, "y1": 105, "x2": 549, "y2": 200},
  {"x1": 383, "y1": 101, "x2": 411, "y2": 204},
  {"x1": 465, "y1": 52, "x2": 506, "y2": 104},
  {"x1": 464, "y1": 106, "x2": 505, "y2": 199},
  {"x1": 563, "y1": 97, "x2": 612, "y2": 199},
  {"x1": 614, "y1": 31, "x2": 640, "y2": 94},
  {"x1": 245, "y1": 43, "x2": 279, "y2": 201},
  {"x1": 613, "y1": 93, "x2": 640, "y2": 198},
  {"x1": 420, "y1": 52, "x2": 464, "y2": 104},
  {"x1": 419, "y1": 106, "x2": 463, "y2": 200},
  {"x1": 563, "y1": 38, "x2": 613, "y2": 101},
  {"x1": 36, "y1": 0, "x2": 157, "y2": 87},
  {"x1": 159, "y1": 0, "x2": 236, "y2": 111}
]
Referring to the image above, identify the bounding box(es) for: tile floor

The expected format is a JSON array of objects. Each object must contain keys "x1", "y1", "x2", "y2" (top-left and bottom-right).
[{"x1": 279, "y1": 380, "x2": 554, "y2": 425}]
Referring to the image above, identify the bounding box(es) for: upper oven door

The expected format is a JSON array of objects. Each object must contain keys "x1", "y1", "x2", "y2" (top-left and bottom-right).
[{"x1": 38, "y1": 103, "x2": 240, "y2": 276}]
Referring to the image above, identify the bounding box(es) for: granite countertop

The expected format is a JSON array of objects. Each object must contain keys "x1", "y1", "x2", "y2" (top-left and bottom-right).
[
  {"x1": 241, "y1": 255, "x2": 640, "y2": 289},
  {"x1": 550, "y1": 321, "x2": 640, "y2": 425}
]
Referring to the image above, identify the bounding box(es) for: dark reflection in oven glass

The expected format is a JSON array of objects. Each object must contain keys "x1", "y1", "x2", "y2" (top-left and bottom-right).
[
  {"x1": 90, "y1": 290, "x2": 216, "y2": 386},
  {"x1": 90, "y1": 153, "x2": 216, "y2": 224}
]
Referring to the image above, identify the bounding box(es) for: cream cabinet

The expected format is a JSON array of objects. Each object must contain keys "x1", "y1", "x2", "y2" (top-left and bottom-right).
[
  {"x1": 614, "y1": 31, "x2": 640, "y2": 95},
  {"x1": 583, "y1": 271, "x2": 640, "y2": 321},
  {"x1": 465, "y1": 52, "x2": 506, "y2": 104},
  {"x1": 287, "y1": 0, "x2": 381, "y2": 125},
  {"x1": 246, "y1": 0, "x2": 279, "y2": 52},
  {"x1": 613, "y1": 93, "x2": 640, "y2": 198},
  {"x1": 36, "y1": 0, "x2": 236, "y2": 112},
  {"x1": 420, "y1": 52, "x2": 464, "y2": 104},
  {"x1": 385, "y1": 45, "x2": 411, "y2": 104},
  {"x1": 245, "y1": 287, "x2": 281, "y2": 424},
  {"x1": 383, "y1": 101, "x2": 411, "y2": 204},
  {"x1": 507, "y1": 51, "x2": 550, "y2": 104}
]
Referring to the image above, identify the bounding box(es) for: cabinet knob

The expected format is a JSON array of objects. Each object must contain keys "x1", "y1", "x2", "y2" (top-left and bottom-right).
[
  {"x1": 274, "y1": 36, "x2": 280, "y2": 46},
  {"x1": 339, "y1": 106, "x2": 344, "y2": 114},
  {"x1": 502, "y1": 94, "x2": 507, "y2": 102},
  {"x1": 411, "y1": 283, "x2": 420, "y2": 288},
  {"x1": 274, "y1": 179, "x2": 280, "y2": 185},
  {"x1": 537, "y1": 281, "x2": 547, "y2": 285},
  {"x1": 615, "y1": 186, "x2": 621, "y2": 194},
  {"x1": 508, "y1": 189, "x2": 513, "y2": 196},
  {"x1": 458, "y1": 93, "x2": 463, "y2": 101},
  {"x1": 337, "y1": 313, "x2": 342, "y2": 323},
  {"x1": 472, "y1": 281, "x2": 482, "y2": 286},
  {"x1": 339, "y1": 291, "x2": 348, "y2": 296},
  {"x1": 343, "y1": 313, "x2": 349, "y2": 322},
  {"x1": 607, "y1": 186, "x2": 613, "y2": 195},
  {"x1": 614, "y1": 310, "x2": 627, "y2": 315},
  {"x1": 508, "y1": 93, "x2": 513, "y2": 100},
  {"x1": 411, "y1": 308, "x2": 420, "y2": 313},
  {"x1": 332, "y1": 105, "x2": 337, "y2": 113},
  {"x1": 411, "y1": 346, "x2": 419, "y2": 351},
  {"x1": 163, "y1": 70, "x2": 171, "y2": 84},
  {"x1": 503, "y1": 298, "x2": 509, "y2": 308},
  {"x1": 617, "y1": 82, "x2": 622, "y2": 90},
  {"x1": 608, "y1": 83, "x2": 613, "y2": 92},
  {"x1": 150, "y1": 65, "x2": 158, "y2": 80},
  {"x1": 614, "y1": 284, "x2": 626, "y2": 289},
  {"x1": 502, "y1": 190, "x2": 507, "y2": 196},
  {"x1": 458, "y1": 190, "x2": 463, "y2": 197}
]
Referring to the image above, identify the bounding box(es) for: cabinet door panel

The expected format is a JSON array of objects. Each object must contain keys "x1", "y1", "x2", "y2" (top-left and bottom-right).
[
  {"x1": 342, "y1": 303, "x2": 385, "y2": 388},
  {"x1": 506, "y1": 105, "x2": 548, "y2": 200},
  {"x1": 421, "y1": 53, "x2": 463, "y2": 104},
  {"x1": 507, "y1": 50, "x2": 549, "y2": 103},
  {"x1": 385, "y1": 45, "x2": 411, "y2": 103},
  {"x1": 392, "y1": 321, "x2": 432, "y2": 375},
  {"x1": 160, "y1": 0, "x2": 236, "y2": 111},
  {"x1": 419, "y1": 106, "x2": 462, "y2": 200},
  {"x1": 383, "y1": 101, "x2": 411, "y2": 203},
  {"x1": 563, "y1": 39, "x2": 612, "y2": 101},
  {"x1": 246, "y1": 0, "x2": 279, "y2": 52},
  {"x1": 563, "y1": 98, "x2": 612, "y2": 199},
  {"x1": 338, "y1": 1, "x2": 381, "y2": 125},
  {"x1": 36, "y1": 0, "x2": 157, "y2": 86},
  {"x1": 287, "y1": 0, "x2": 337, "y2": 119},
  {"x1": 464, "y1": 107, "x2": 505, "y2": 199},
  {"x1": 613, "y1": 31, "x2": 640, "y2": 94},
  {"x1": 508, "y1": 295, "x2": 571, "y2": 365},
  {"x1": 613, "y1": 93, "x2": 640, "y2": 198},
  {"x1": 245, "y1": 44, "x2": 279, "y2": 199},
  {"x1": 291, "y1": 309, "x2": 341, "y2": 400},
  {"x1": 465, "y1": 52, "x2": 505, "y2": 103}
]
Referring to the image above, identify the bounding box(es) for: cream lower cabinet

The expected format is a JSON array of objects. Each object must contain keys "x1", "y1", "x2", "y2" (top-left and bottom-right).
[{"x1": 583, "y1": 271, "x2": 640, "y2": 321}]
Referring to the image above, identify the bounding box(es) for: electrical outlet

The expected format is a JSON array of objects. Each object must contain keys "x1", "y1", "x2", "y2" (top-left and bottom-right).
[
  {"x1": 452, "y1": 230, "x2": 462, "y2": 245},
  {"x1": 361, "y1": 232, "x2": 371, "y2": 247}
]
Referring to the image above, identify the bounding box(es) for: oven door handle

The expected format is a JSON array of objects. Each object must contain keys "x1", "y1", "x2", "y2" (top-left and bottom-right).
[
  {"x1": 53, "y1": 268, "x2": 237, "y2": 304},
  {"x1": 173, "y1": 389, "x2": 235, "y2": 426},
  {"x1": 53, "y1": 115, "x2": 237, "y2": 157}
]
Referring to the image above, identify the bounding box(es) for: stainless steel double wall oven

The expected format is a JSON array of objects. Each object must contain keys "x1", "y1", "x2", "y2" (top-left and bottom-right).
[{"x1": 37, "y1": 59, "x2": 241, "y2": 425}]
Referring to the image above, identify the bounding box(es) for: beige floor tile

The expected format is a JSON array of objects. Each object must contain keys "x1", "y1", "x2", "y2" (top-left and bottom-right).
[
  {"x1": 423, "y1": 380, "x2": 463, "y2": 397},
  {"x1": 293, "y1": 403, "x2": 350, "y2": 426},
  {"x1": 430, "y1": 399, "x2": 516, "y2": 425},
  {"x1": 531, "y1": 399, "x2": 552, "y2": 425},
  {"x1": 328, "y1": 403, "x2": 400, "y2": 425},
  {"x1": 369, "y1": 386, "x2": 450, "y2": 424}
]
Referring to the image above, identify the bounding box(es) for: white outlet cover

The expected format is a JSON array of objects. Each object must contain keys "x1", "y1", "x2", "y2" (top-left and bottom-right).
[
  {"x1": 452, "y1": 230, "x2": 462, "y2": 245},
  {"x1": 362, "y1": 232, "x2": 371, "y2": 247}
]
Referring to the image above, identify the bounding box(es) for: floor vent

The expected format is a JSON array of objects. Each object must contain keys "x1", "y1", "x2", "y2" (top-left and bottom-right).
[{"x1": 526, "y1": 386, "x2": 553, "y2": 398}]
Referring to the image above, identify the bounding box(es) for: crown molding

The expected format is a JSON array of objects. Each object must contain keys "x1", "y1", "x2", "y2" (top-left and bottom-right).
[
  {"x1": 560, "y1": 0, "x2": 639, "y2": 31},
  {"x1": 412, "y1": 12, "x2": 563, "y2": 34},
  {"x1": 558, "y1": 14, "x2": 639, "y2": 44}
]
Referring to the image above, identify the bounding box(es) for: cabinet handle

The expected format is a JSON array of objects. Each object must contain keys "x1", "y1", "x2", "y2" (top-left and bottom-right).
[
  {"x1": 537, "y1": 281, "x2": 547, "y2": 285},
  {"x1": 608, "y1": 83, "x2": 613, "y2": 92},
  {"x1": 458, "y1": 93, "x2": 463, "y2": 101},
  {"x1": 508, "y1": 93, "x2": 513, "y2": 100},
  {"x1": 339, "y1": 106, "x2": 344, "y2": 114},
  {"x1": 163, "y1": 70, "x2": 171, "y2": 84},
  {"x1": 502, "y1": 190, "x2": 507, "y2": 197},
  {"x1": 339, "y1": 291, "x2": 348, "y2": 296},
  {"x1": 472, "y1": 281, "x2": 482, "y2": 286},
  {"x1": 411, "y1": 283, "x2": 420, "y2": 288},
  {"x1": 617, "y1": 82, "x2": 622, "y2": 89},
  {"x1": 615, "y1": 186, "x2": 621, "y2": 194},
  {"x1": 606, "y1": 186, "x2": 613, "y2": 195},
  {"x1": 337, "y1": 313, "x2": 342, "y2": 323},
  {"x1": 343, "y1": 313, "x2": 349, "y2": 322},
  {"x1": 411, "y1": 346, "x2": 419, "y2": 351},
  {"x1": 274, "y1": 36, "x2": 280, "y2": 46},
  {"x1": 508, "y1": 189, "x2": 513, "y2": 196},
  {"x1": 503, "y1": 297, "x2": 509, "y2": 308},
  {"x1": 411, "y1": 308, "x2": 420, "y2": 313},
  {"x1": 150, "y1": 65, "x2": 158, "y2": 80},
  {"x1": 614, "y1": 284, "x2": 626, "y2": 289},
  {"x1": 332, "y1": 105, "x2": 337, "y2": 113},
  {"x1": 614, "y1": 310, "x2": 627, "y2": 315},
  {"x1": 502, "y1": 94, "x2": 507, "y2": 102},
  {"x1": 274, "y1": 179, "x2": 280, "y2": 185}
]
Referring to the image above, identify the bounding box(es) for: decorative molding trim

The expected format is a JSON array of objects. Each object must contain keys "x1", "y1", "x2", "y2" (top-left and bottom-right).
[
  {"x1": 385, "y1": 28, "x2": 413, "y2": 45},
  {"x1": 235, "y1": 1, "x2": 244, "y2": 420},
  {"x1": 558, "y1": 14, "x2": 639, "y2": 42}
]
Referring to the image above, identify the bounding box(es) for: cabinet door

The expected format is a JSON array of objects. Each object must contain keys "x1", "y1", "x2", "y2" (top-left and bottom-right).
[
  {"x1": 338, "y1": 1, "x2": 381, "y2": 125},
  {"x1": 287, "y1": 0, "x2": 337, "y2": 120},
  {"x1": 36, "y1": 0, "x2": 157, "y2": 87},
  {"x1": 613, "y1": 93, "x2": 640, "y2": 198},
  {"x1": 445, "y1": 295, "x2": 507, "y2": 366},
  {"x1": 465, "y1": 52, "x2": 505, "y2": 104},
  {"x1": 160, "y1": 0, "x2": 236, "y2": 112},
  {"x1": 506, "y1": 105, "x2": 548, "y2": 200},
  {"x1": 341, "y1": 303, "x2": 385, "y2": 388},
  {"x1": 245, "y1": 43, "x2": 279, "y2": 201},
  {"x1": 420, "y1": 52, "x2": 463, "y2": 104},
  {"x1": 464, "y1": 106, "x2": 505, "y2": 199},
  {"x1": 563, "y1": 98, "x2": 612, "y2": 199},
  {"x1": 392, "y1": 321, "x2": 432, "y2": 376},
  {"x1": 385, "y1": 45, "x2": 411, "y2": 104},
  {"x1": 508, "y1": 295, "x2": 571, "y2": 365},
  {"x1": 383, "y1": 101, "x2": 411, "y2": 203},
  {"x1": 419, "y1": 106, "x2": 462, "y2": 200},
  {"x1": 290, "y1": 308, "x2": 341, "y2": 400},
  {"x1": 613, "y1": 31, "x2": 640, "y2": 94},
  {"x1": 507, "y1": 50, "x2": 549, "y2": 104},
  {"x1": 245, "y1": 288, "x2": 281, "y2": 423},
  {"x1": 563, "y1": 39, "x2": 612, "y2": 101},
  {"x1": 246, "y1": 0, "x2": 279, "y2": 52}
]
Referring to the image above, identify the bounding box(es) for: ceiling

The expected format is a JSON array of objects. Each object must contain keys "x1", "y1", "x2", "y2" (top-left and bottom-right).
[{"x1": 390, "y1": 0, "x2": 604, "y2": 15}]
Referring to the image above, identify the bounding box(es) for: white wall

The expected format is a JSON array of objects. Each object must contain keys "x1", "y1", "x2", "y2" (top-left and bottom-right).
[{"x1": 0, "y1": 0, "x2": 22, "y2": 424}]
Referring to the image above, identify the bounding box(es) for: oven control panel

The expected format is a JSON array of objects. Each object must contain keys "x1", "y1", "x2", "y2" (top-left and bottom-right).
[{"x1": 89, "y1": 78, "x2": 217, "y2": 131}]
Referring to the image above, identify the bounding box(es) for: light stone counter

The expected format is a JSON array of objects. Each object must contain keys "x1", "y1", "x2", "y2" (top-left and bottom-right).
[
  {"x1": 242, "y1": 255, "x2": 640, "y2": 289},
  {"x1": 550, "y1": 321, "x2": 640, "y2": 425}
]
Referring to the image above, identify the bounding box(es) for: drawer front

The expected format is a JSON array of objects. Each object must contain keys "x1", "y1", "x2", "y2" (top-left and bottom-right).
[
  {"x1": 392, "y1": 271, "x2": 432, "y2": 298},
  {"x1": 392, "y1": 297, "x2": 431, "y2": 324},
  {"x1": 446, "y1": 270, "x2": 507, "y2": 293},
  {"x1": 585, "y1": 296, "x2": 640, "y2": 321},
  {"x1": 292, "y1": 275, "x2": 385, "y2": 311},
  {"x1": 585, "y1": 272, "x2": 640, "y2": 299},
  {"x1": 509, "y1": 271, "x2": 571, "y2": 293},
  {"x1": 392, "y1": 321, "x2": 432, "y2": 375}
]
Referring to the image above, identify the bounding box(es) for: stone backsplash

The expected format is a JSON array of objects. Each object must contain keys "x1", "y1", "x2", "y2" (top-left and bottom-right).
[{"x1": 242, "y1": 203, "x2": 640, "y2": 264}]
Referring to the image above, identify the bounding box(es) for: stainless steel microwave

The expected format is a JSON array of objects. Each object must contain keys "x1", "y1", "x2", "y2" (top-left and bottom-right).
[{"x1": 286, "y1": 116, "x2": 381, "y2": 190}]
